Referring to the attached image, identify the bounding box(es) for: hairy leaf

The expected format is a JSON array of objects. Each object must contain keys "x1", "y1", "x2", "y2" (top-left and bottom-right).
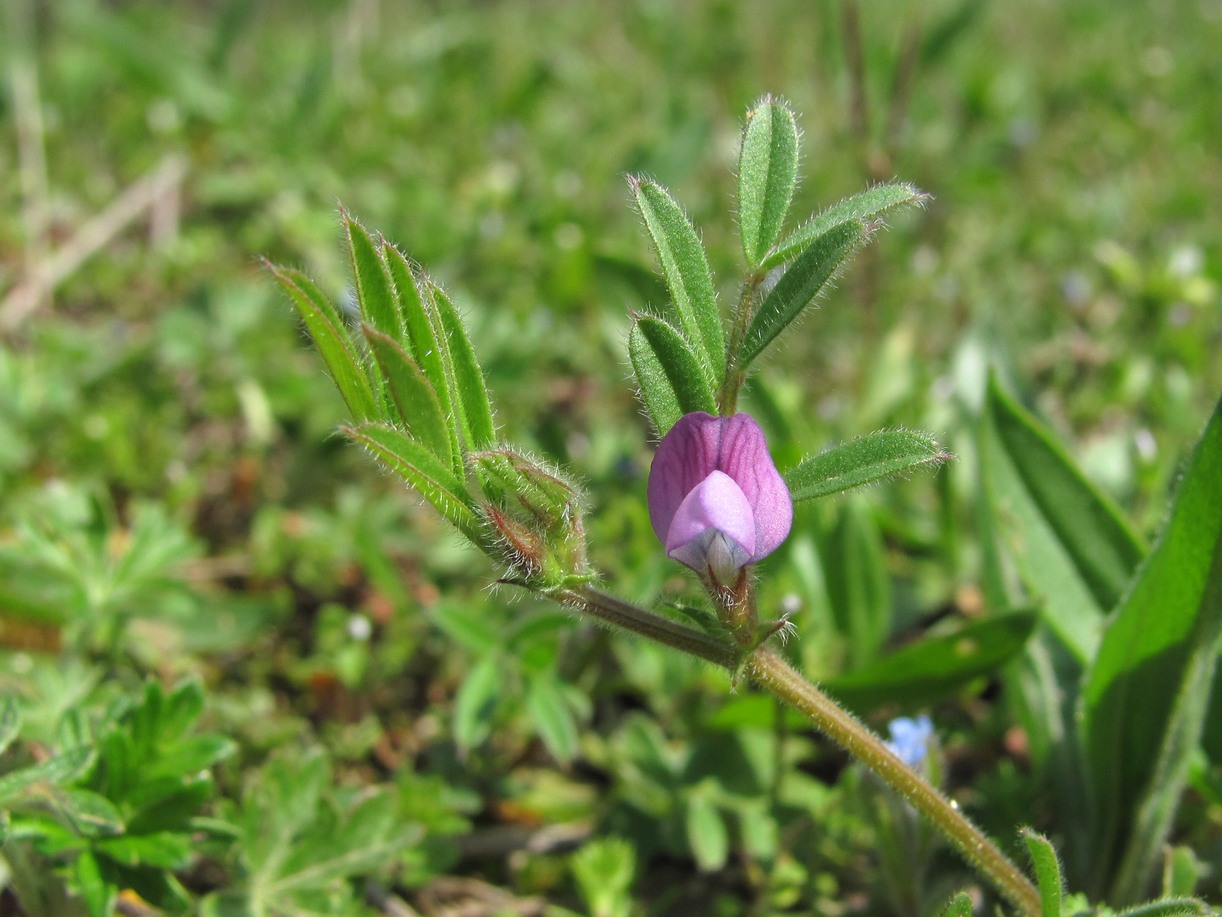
[
  {"x1": 629, "y1": 315, "x2": 718, "y2": 436},
  {"x1": 738, "y1": 220, "x2": 865, "y2": 367},
  {"x1": 785, "y1": 429, "x2": 949, "y2": 502},
  {"x1": 764, "y1": 182, "x2": 928, "y2": 270},
  {"x1": 630, "y1": 177, "x2": 725, "y2": 377},
  {"x1": 738, "y1": 96, "x2": 799, "y2": 267},
  {"x1": 268, "y1": 263, "x2": 377, "y2": 421},
  {"x1": 363, "y1": 325, "x2": 453, "y2": 466}
]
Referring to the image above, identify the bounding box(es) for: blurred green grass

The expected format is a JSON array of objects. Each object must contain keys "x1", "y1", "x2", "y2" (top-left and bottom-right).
[{"x1": 2, "y1": 0, "x2": 1221, "y2": 910}]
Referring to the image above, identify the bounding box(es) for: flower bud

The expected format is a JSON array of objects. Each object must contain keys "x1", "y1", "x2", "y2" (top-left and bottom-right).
[{"x1": 647, "y1": 411, "x2": 792, "y2": 583}]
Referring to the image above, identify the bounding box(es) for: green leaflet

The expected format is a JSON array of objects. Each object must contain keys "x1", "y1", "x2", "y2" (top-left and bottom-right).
[
  {"x1": 381, "y1": 243, "x2": 463, "y2": 475},
  {"x1": 342, "y1": 210, "x2": 401, "y2": 340},
  {"x1": 427, "y1": 282, "x2": 496, "y2": 451},
  {"x1": 344, "y1": 422, "x2": 478, "y2": 535},
  {"x1": 1080, "y1": 394, "x2": 1222, "y2": 903},
  {"x1": 629, "y1": 315, "x2": 718, "y2": 436},
  {"x1": 763, "y1": 182, "x2": 928, "y2": 271},
  {"x1": 362, "y1": 325, "x2": 454, "y2": 467},
  {"x1": 935, "y1": 892, "x2": 975, "y2": 917},
  {"x1": 630, "y1": 177, "x2": 725, "y2": 378},
  {"x1": 266, "y1": 263, "x2": 377, "y2": 422},
  {"x1": 737, "y1": 220, "x2": 865, "y2": 368},
  {"x1": 737, "y1": 96, "x2": 799, "y2": 268},
  {"x1": 785, "y1": 429, "x2": 949, "y2": 502}
]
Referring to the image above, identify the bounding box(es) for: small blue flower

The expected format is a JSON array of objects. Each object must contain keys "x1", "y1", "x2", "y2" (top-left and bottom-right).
[{"x1": 885, "y1": 715, "x2": 934, "y2": 767}]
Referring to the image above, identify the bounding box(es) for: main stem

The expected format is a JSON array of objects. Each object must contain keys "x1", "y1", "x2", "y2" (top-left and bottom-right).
[
  {"x1": 557, "y1": 582, "x2": 1040, "y2": 915},
  {"x1": 747, "y1": 644, "x2": 1043, "y2": 917}
]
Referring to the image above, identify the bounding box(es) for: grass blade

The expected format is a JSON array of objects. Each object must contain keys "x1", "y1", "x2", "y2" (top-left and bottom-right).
[{"x1": 1081, "y1": 394, "x2": 1222, "y2": 903}]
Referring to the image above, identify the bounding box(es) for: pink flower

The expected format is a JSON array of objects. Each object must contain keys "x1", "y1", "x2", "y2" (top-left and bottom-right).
[{"x1": 647, "y1": 412, "x2": 793, "y2": 582}]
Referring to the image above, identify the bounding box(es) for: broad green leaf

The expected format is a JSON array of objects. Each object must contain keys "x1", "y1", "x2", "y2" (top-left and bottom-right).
[
  {"x1": 684, "y1": 789, "x2": 729, "y2": 871},
  {"x1": 97, "y1": 831, "x2": 192, "y2": 868},
  {"x1": 428, "y1": 283, "x2": 496, "y2": 450},
  {"x1": 363, "y1": 325, "x2": 453, "y2": 466},
  {"x1": 936, "y1": 892, "x2": 975, "y2": 917},
  {"x1": 74, "y1": 849, "x2": 115, "y2": 917},
  {"x1": 630, "y1": 315, "x2": 718, "y2": 435},
  {"x1": 1081, "y1": 395, "x2": 1222, "y2": 904},
  {"x1": 738, "y1": 220, "x2": 865, "y2": 367},
  {"x1": 823, "y1": 612, "x2": 1038, "y2": 714},
  {"x1": 453, "y1": 653, "x2": 502, "y2": 752},
  {"x1": 268, "y1": 263, "x2": 378, "y2": 422},
  {"x1": 738, "y1": 96, "x2": 799, "y2": 268},
  {"x1": 821, "y1": 499, "x2": 890, "y2": 669},
  {"x1": 345, "y1": 422, "x2": 477, "y2": 534},
  {"x1": 785, "y1": 429, "x2": 949, "y2": 502},
  {"x1": 630, "y1": 177, "x2": 725, "y2": 376},
  {"x1": 764, "y1": 182, "x2": 928, "y2": 270},
  {"x1": 0, "y1": 696, "x2": 18, "y2": 755},
  {"x1": 526, "y1": 674, "x2": 579, "y2": 763},
  {"x1": 382, "y1": 243, "x2": 463, "y2": 474},
  {"x1": 342, "y1": 210, "x2": 400, "y2": 340},
  {"x1": 980, "y1": 378, "x2": 1144, "y2": 662},
  {"x1": 1022, "y1": 828, "x2": 1064, "y2": 917}
]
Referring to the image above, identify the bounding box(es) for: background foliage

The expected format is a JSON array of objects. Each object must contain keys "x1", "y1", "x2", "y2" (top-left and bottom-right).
[{"x1": 1, "y1": 0, "x2": 1220, "y2": 914}]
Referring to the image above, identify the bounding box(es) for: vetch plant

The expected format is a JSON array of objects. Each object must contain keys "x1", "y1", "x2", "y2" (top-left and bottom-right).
[{"x1": 270, "y1": 96, "x2": 1218, "y2": 915}]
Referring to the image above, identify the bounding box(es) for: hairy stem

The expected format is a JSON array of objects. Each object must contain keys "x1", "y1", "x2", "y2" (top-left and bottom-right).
[
  {"x1": 560, "y1": 583, "x2": 738, "y2": 669},
  {"x1": 747, "y1": 644, "x2": 1043, "y2": 917}
]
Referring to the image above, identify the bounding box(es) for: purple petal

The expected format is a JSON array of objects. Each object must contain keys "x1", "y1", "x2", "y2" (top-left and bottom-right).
[
  {"x1": 715, "y1": 414, "x2": 793, "y2": 561},
  {"x1": 665, "y1": 471, "x2": 756, "y2": 574},
  {"x1": 647, "y1": 411, "x2": 793, "y2": 567}
]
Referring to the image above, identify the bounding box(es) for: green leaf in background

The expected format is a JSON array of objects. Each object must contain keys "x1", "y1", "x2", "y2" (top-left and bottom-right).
[
  {"x1": 737, "y1": 220, "x2": 865, "y2": 368},
  {"x1": 763, "y1": 182, "x2": 928, "y2": 270},
  {"x1": 267, "y1": 263, "x2": 377, "y2": 422},
  {"x1": 823, "y1": 612, "x2": 1038, "y2": 714},
  {"x1": 526, "y1": 673, "x2": 579, "y2": 763},
  {"x1": 684, "y1": 786, "x2": 730, "y2": 871},
  {"x1": 363, "y1": 325, "x2": 454, "y2": 466},
  {"x1": 343, "y1": 210, "x2": 402, "y2": 341},
  {"x1": 737, "y1": 95, "x2": 799, "y2": 268},
  {"x1": 820, "y1": 499, "x2": 891, "y2": 669},
  {"x1": 453, "y1": 653, "x2": 503, "y2": 753},
  {"x1": 785, "y1": 429, "x2": 950, "y2": 502},
  {"x1": 344, "y1": 422, "x2": 478, "y2": 534},
  {"x1": 629, "y1": 315, "x2": 718, "y2": 436},
  {"x1": 981, "y1": 377, "x2": 1144, "y2": 663},
  {"x1": 1022, "y1": 828, "x2": 1065, "y2": 917},
  {"x1": 1080, "y1": 394, "x2": 1222, "y2": 904},
  {"x1": 428, "y1": 283, "x2": 496, "y2": 451},
  {"x1": 629, "y1": 176, "x2": 725, "y2": 378}
]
